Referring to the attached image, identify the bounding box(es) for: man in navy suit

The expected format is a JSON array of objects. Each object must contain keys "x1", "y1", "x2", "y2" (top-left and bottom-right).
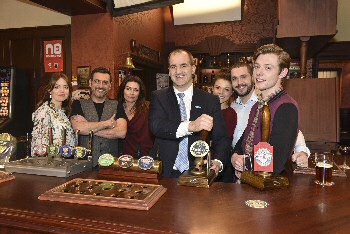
[{"x1": 150, "y1": 49, "x2": 231, "y2": 178}]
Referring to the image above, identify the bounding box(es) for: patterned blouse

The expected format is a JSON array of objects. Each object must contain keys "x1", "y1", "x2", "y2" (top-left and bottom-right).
[{"x1": 31, "y1": 101, "x2": 75, "y2": 156}]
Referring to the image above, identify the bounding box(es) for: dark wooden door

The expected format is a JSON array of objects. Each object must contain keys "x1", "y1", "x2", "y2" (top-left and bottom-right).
[{"x1": 0, "y1": 25, "x2": 71, "y2": 137}]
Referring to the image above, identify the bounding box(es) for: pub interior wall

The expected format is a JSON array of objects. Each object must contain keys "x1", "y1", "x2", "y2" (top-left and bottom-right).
[
  {"x1": 164, "y1": 0, "x2": 278, "y2": 47},
  {"x1": 71, "y1": 8, "x2": 165, "y2": 98}
]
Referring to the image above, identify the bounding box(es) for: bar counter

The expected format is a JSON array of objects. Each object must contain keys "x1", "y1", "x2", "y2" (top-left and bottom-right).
[{"x1": 0, "y1": 169, "x2": 350, "y2": 233}]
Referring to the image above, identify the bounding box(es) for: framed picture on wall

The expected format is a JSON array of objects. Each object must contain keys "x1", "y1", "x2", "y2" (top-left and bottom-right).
[{"x1": 77, "y1": 66, "x2": 91, "y2": 88}]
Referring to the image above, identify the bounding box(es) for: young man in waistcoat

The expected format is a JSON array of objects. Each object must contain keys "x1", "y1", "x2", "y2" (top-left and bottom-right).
[
  {"x1": 232, "y1": 44, "x2": 300, "y2": 178},
  {"x1": 70, "y1": 67, "x2": 127, "y2": 167}
]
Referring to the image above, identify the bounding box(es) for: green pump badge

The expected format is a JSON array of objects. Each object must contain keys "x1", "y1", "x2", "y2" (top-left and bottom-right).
[{"x1": 98, "y1": 154, "x2": 115, "y2": 167}]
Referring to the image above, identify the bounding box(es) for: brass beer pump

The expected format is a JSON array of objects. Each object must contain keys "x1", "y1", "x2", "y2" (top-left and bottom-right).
[
  {"x1": 178, "y1": 130, "x2": 216, "y2": 188},
  {"x1": 241, "y1": 102, "x2": 290, "y2": 190}
]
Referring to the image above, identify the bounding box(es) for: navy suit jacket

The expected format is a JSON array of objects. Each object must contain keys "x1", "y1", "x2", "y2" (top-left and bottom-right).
[{"x1": 149, "y1": 86, "x2": 231, "y2": 177}]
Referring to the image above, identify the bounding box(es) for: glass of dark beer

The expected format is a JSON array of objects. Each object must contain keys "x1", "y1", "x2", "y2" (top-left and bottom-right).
[{"x1": 315, "y1": 153, "x2": 334, "y2": 186}]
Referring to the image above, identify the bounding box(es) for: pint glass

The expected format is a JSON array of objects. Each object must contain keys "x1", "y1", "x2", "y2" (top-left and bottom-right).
[{"x1": 315, "y1": 153, "x2": 334, "y2": 186}]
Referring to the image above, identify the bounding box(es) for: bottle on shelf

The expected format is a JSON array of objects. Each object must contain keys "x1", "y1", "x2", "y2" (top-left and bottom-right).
[
  {"x1": 202, "y1": 73, "x2": 208, "y2": 84},
  {"x1": 210, "y1": 70, "x2": 216, "y2": 84}
]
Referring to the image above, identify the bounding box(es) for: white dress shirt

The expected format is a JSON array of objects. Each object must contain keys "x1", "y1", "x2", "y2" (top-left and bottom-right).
[
  {"x1": 231, "y1": 92, "x2": 258, "y2": 149},
  {"x1": 174, "y1": 84, "x2": 193, "y2": 138}
]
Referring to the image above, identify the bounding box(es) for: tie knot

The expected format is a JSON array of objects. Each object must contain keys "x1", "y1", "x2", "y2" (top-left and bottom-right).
[{"x1": 178, "y1": 93, "x2": 185, "y2": 99}]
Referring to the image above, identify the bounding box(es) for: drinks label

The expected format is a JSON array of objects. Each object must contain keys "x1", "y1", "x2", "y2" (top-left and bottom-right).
[
  {"x1": 60, "y1": 145, "x2": 73, "y2": 158},
  {"x1": 138, "y1": 156, "x2": 154, "y2": 170},
  {"x1": 34, "y1": 144, "x2": 47, "y2": 156},
  {"x1": 254, "y1": 142, "x2": 273, "y2": 172},
  {"x1": 190, "y1": 140, "x2": 209, "y2": 157},
  {"x1": 47, "y1": 145, "x2": 59, "y2": 157},
  {"x1": 118, "y1": 155, "x2": 134, "y2": 168},
  {"x1": 98, "y1": 154, "x2": 115, "y2": 167},
  {"x1": 75, "y1": 146, "x2": 87, "y2": 159}
]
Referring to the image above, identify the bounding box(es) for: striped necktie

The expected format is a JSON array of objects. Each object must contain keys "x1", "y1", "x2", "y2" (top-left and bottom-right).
[{"x1": 175, "y1": 93, "x2": 189, "y2": 172}]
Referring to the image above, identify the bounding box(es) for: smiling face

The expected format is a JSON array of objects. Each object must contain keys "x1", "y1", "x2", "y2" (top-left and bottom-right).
[
  {"x1": 168, "y1": 51, "x2": 196, "y2": 92},
  {"x1": 50, "y1": 78, "x2": 69, "y2": 107},
  {"x1": 124, "y1": 81, "x2": 140, "y2": 105},
  {"x1": 212, "y1": 78, "x2": 233, "y2": 107},
  {"x1": 231, "y1": 66, "x2": 254, "y2": 98},
  {"x1": 253, "y1": 53, "x2": 287, "y2": 98},
  {"x1": 89, "y1": 72, "x2": 111, "y2": 102}
]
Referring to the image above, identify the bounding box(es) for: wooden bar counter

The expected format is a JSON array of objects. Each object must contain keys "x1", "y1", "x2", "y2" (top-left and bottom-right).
[{"x1": 0, "y1": 169, "x2": 350, "y2": 233}]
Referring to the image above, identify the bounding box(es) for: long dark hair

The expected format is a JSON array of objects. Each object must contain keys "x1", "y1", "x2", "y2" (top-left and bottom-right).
[
  {"x1": 37, "y1": 72, "x2": 72, "y2": 115},
  {"x1": 118, "y1": 75, "x2": 148, "y2": 114}
]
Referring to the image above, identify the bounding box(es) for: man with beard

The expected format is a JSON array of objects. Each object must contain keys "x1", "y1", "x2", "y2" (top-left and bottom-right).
[
  {"x1": 228, "y1": 60, "x2": 309, "y2": 181},
  {"x1": 70, "y1": 67, "x2": 127, "y2": 167},
  {"x1": 231, "y1": 44, "x2": 309, "y2": 179}
]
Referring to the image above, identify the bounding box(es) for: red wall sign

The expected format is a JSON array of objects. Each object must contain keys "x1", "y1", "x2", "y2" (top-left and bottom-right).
[{"x1": 44, "y1": 40, "x2": 64, "y2": 72}]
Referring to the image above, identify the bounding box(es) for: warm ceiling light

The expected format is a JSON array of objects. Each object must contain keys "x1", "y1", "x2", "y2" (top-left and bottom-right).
[{"x1": 173, "y1": 0, "x2": 242, "y2": 25}]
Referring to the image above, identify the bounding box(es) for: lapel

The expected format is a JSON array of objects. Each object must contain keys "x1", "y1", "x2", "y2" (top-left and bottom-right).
[
  {"x1": 166, "y1": 88, "x2": 181, "y2": 122},
  {"x1": 190, "y1": 88, "x2": 204, "y2": 121}
]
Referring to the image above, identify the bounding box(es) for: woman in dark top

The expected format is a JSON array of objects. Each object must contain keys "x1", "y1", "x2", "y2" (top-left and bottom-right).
[
  {"x1": 212, "y1": 76, "x2": 237, "y2": 141},
  {"x1": 117, "y1": 75, "x2": 154, "y2": 157}
]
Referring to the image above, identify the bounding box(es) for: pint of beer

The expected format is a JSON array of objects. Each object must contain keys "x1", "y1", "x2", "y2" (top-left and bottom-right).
[{"x1": 315, "y1": 153, "x2": 334, "y2": 186}]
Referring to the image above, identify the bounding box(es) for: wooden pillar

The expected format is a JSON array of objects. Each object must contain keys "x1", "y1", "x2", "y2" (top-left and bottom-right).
[{"x1": 299, "y1": 36, "x2": 310, "y2": 79}]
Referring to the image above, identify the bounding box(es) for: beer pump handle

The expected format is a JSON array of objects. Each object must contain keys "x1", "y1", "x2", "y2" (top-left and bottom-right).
[
  {"x1": 88, "y1": 131, "x2": 93, "y2": 167},
  {"x1": 88, "y1": 130, "x2": 93, "y2": 152},
  {"x1": 200, "y1": 130, "x2": 209, "y2": 142},
  {"x1": 261, "y1": 101, "x2": 271, "y2": 142},
  {"x1": 26, "y1": 132, "x2": 31, "y2": 158},
  {"x1": 48, "y1": 127, "x2": 53, "y2": 145},
  {"x1": 155, "y1": 145, "x2": 160, "y2": 160},
  {"x1": 206, "y1": 140, "x2": 212, "y2": 175},
  {"x1": 136, "y1": 144, "x2": 142, "y2": 159},
  {"x1": 75, "y1": 130, "x2": 80, "y2": 147},
  {"x1": 62, "y1": 128, "x2": 66, "y2": 146}
]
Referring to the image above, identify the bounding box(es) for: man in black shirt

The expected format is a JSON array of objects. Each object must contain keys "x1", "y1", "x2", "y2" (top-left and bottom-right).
[{"x1": 70, "y1": 67, "x2": 127, "y2": 166}]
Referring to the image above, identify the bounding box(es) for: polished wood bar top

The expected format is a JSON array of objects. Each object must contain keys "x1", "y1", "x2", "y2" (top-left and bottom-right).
[{"x1": 0, "y1": 169, "x2": 350, "y2": 233}]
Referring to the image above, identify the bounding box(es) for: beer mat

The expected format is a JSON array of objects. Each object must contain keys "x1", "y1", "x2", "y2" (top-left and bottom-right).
[
  {"x1": 0, "y1": 171, "x2": 15, "y2": 183},
  {"x1": 293, "y1": 167, "x2": 347, "y2": 177},
  {"x1": 245, "y1": 200, "x2": 269, "y2": 208},
  {"x1": 38, "y1": 178, "x2": 167, "y2": 210}
]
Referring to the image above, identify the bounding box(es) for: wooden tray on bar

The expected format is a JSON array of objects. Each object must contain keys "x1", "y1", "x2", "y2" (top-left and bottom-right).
[{"x1": 38, "y1": 178, "x2": 167, "y2": 210}]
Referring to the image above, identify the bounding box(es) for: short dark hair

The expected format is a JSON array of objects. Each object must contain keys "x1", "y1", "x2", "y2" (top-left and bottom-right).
[
  {"x1": 168, "y1": 49, "x2": 194, "y2": 66},
  {"x1": 230, "y1": 62, "x2": 253, "y2": 76},
  {"x1": 253, "y1": 44, "x2": 291, "y2": 73},
  {"x1": 90, "y1": 67, "x2": 112, "y2": 82}
]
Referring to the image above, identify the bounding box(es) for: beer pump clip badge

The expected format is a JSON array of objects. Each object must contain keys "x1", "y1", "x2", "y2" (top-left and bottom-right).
[
  {"x1": 98, "y1": 153, "x2": 115, "y2": 167},
  {"x1": 254, "y1": 142, "x2": 273, "y2": 172}
]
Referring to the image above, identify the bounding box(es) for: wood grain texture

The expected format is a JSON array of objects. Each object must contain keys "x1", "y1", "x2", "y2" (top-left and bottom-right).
[
  {"x1": 285, "y1": 78, "x2": 339, "y2": 142},
  {"x1": 1, "y1": 170, "x2": 350, "y2": 233}
]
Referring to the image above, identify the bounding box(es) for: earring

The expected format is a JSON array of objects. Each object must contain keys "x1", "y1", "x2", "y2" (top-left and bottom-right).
[{"x1": 49, "y1": 94, "x2": 52, "y2": 99}]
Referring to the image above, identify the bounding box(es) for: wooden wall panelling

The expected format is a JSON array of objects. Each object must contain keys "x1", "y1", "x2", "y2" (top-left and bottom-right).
[
  {"x1": 284, "y1": 78, "x2": 339, "y2": 143},
  {"x1": 277, "y1": 0, "x2": 337, "y2": 38}
]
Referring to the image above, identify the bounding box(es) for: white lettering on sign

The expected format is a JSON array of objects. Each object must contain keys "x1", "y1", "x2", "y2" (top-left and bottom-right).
[{"x1": 45, "y1": 43, "x2": 62, "y2": 55}]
